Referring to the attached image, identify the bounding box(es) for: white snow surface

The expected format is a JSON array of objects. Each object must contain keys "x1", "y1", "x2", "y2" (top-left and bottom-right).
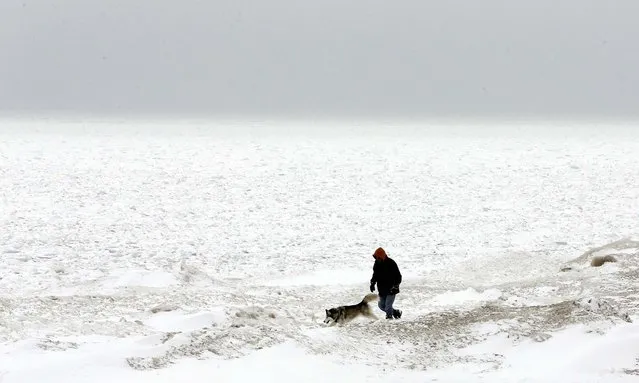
[{"x1": 2, "y1": 119, "x2": 639, "y2": 382}]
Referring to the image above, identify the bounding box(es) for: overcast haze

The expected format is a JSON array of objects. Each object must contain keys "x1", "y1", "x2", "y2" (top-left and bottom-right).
[{"x1": 1, "y1": 0, "x2": 637, "y2": 120}]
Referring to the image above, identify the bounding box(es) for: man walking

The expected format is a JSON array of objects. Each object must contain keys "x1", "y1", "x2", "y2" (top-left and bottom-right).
[{"x1": 369, "y1": 247, "x2": 402, "y2": 319}]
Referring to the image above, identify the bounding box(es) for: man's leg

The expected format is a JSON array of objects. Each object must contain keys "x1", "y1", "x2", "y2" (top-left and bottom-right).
[
  {"x1": 383, "y1": 294, "x2": 396, "y2": 319},
  {"x1": 378, "y1": 295, "x2": 387, "y2": 312}
]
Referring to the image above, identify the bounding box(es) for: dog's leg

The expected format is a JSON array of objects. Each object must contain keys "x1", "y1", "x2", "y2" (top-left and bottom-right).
[{"x1": 361, "y1": 307, "x2": 378, "y2": 320}]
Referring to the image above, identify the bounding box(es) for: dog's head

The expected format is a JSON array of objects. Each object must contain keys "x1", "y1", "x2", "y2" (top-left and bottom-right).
[{"x1": 323, "y1": 308, "x2": 339, "y2": 324}]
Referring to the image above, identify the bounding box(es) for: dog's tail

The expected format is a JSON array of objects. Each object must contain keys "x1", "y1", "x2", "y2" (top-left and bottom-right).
[{"x1": 362, "y1": 293, "x2": 378, "y2": 304}]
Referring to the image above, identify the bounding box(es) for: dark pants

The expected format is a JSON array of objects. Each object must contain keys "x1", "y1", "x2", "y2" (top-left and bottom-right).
[{"x1": 378, "y1": 294, "x2": 396, "y2": 318}]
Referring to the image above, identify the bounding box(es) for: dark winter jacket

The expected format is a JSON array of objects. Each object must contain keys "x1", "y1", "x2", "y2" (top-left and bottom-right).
[{"x1": 370, "y1": 257, "x2": 402, "y2": 296}]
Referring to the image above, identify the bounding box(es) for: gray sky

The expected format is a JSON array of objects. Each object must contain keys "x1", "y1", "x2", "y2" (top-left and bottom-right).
[{"x1": 1, "y1": 0, "x2": 637, "y2": 120}]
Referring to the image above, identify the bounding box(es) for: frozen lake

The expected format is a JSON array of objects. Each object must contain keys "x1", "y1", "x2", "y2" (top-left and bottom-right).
[{"x1": 1, "y1": 119, "x2": 639, "y2": 382}]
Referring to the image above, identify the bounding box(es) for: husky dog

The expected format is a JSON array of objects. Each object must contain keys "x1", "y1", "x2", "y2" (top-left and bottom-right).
[{"x1": 323, "y1": 293, "x2": 378, "y2": 324}]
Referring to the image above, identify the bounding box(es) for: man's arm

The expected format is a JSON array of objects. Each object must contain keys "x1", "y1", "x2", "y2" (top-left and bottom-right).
[
  {"x1": 393, "y1": 260, "x2": 402, "y2": 285},
  {"x1": 370, "y1": 262, "x2": 378, "y2": 284}
]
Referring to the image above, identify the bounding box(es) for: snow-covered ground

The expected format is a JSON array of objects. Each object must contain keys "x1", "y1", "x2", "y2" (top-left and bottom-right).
[{"x1": 1, "y1": 119, "x2": 639, "y2": 382}]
